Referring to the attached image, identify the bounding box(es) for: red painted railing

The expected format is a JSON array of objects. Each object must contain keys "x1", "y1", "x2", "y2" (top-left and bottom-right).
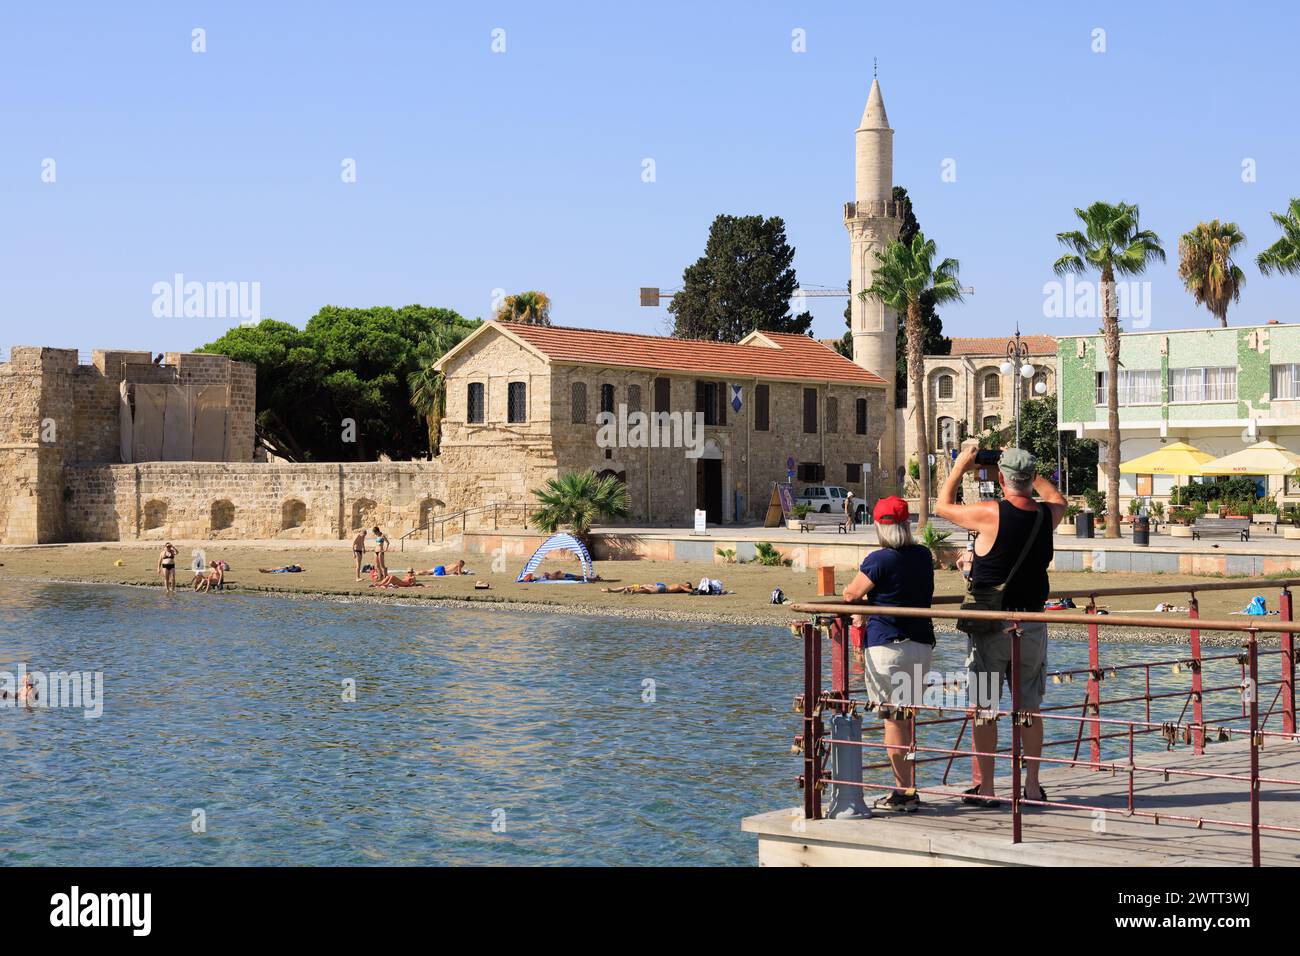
[{"x1": 791, "y1": 580, "x2": 1300, "y2": 867}]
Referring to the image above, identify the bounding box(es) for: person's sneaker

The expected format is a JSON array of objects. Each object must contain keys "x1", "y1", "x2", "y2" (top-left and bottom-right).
[{"x1": 873, "y1": 789, "x2": 920, "y2": 813}]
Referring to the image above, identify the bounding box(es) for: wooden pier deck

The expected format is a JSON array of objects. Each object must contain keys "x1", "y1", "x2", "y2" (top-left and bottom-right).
[{"x1": 743, "y1": 739, "x2": 1300, "y2": 866}]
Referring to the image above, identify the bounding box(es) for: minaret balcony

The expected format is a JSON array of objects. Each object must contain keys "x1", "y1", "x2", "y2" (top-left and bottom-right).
[{"x1": 843, "y1": 200, "x2": 903, "y2": 221}]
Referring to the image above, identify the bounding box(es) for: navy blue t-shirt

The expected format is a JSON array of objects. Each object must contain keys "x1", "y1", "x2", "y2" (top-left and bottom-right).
[{"x1": 858, "y1": 545, "x2": 936, "y2": 648}]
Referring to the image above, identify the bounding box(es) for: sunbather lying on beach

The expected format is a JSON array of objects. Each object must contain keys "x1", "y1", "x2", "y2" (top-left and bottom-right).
[
  {"x1": 258, "y1": 565, "x2": 305, "y2": 573},
  {"x1": 417, "y1": 560, "x2": 470, "y2": 576},
  {"x1": 369, "y1": 571, "x2": 425, "y2": 589},
  {"x1": 601, "y1": 581, "x2": 694, "y2": 594}
]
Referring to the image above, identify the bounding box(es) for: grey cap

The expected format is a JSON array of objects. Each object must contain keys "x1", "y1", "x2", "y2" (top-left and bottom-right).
[{"x1": 999, "y1": 447, "x2": 1037, "y2": 481}]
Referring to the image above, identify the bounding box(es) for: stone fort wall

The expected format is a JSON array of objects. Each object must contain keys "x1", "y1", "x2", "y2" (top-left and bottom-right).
[{"x1": 63, "y1": 462, "x2": 460, "y2": 541}]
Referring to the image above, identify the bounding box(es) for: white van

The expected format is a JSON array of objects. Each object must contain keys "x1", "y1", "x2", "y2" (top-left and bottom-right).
[{"x1": 795, "y1": 485, "x2": 852, "y2": 514}]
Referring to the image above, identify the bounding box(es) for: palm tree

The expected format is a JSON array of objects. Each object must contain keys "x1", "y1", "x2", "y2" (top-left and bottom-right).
[
  {"x1": 1054, "y1": 202, "x2": 1165, "y2": 538},
  {"x1": 1257, "y1": 198, "x2": 1300, "y2": 278},
  {"x1": 407, "y1": 322, "x2": 474, "y2": 456},
  {"x1": 530, "y1": 470, "x2": 631, "y2": 542},
  {"x1": 496, "y1": 290, "x2": 553, "y2": 325},
  {"x1": 1178, "y1": 220, "x2": 1246, "y2": 327},
  {"x1": 861, "y1": 231, "x2": 964, "y2": 526}
]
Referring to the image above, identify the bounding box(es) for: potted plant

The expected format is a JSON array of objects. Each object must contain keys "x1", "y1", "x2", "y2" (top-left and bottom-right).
[{"x1": 788, "y1": 502, "x2": 812, "y2": 530}]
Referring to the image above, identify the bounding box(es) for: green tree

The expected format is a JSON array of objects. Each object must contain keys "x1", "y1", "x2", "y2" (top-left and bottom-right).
[
  {"x1": 838, "y1": 188, "x2": 951, "y2": 404},
  {"x1": 1178, "y1": 220, "x2": 1247, "y2": 327},
  {"x1": 407, "y1": 320, "x2": 478, "y2": 457},
  {"x1": 1017, "y1": 394, "x2": 1098, "y2": 494},
  {"x1": 200, "y1": 305, "x2": 475, "y2": 461},
  {"x1": 496, "y1": 290, "x2": 552, "y2": 325},
  {"x1": 669, "y1": 214, "x2": 812, "y2": 341},
  {"x1": 1054, "y1": 202, "x2": 1165, "y2": 537},
  {"x1": 861, "y1": 230, "x2": 964, "y2": 525},
  {"x1": 1257, "y1": 198, "x2": 1300, "y2": 278},
  {"x1": 530, "y1": 470, "x2": 631, "y2": 542}
]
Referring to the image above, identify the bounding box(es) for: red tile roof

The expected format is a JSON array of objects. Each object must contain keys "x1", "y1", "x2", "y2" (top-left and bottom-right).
[
  {"x1": 947, "y1": 335, "x2": 1057, "y2": 356},
  {"x1": 499, "y1": 323, "x2": 888, "y2": 386}
]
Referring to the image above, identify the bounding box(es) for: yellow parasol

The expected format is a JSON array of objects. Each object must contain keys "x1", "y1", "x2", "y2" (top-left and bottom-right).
[
  {"x1": 1199, "y1": 440, "x2": 1300, "y2": 476},
  {"x1": 1119, "y1": 441, "x2": 1216, "y2": 476}
]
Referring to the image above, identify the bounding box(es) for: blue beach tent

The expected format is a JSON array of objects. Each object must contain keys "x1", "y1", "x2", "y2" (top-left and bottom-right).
[{"x1": 516, "y1": 532, "x2": 595, "y2": 583}]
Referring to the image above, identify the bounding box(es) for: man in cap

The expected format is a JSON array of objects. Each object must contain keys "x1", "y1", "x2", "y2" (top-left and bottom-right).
[{"x1": 936, "y1": 444, "x2": 1067, "y2": 807}]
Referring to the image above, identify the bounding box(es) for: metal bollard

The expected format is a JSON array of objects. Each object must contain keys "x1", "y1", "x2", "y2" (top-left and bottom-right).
[{"x1": 826, "y1": 713, "x2": 872, "y2": 818}]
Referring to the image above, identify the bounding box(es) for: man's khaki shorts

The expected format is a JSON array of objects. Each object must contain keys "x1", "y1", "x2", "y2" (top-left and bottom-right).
[{"x1": 963, "y1": 620, "x2": 1048, "y2": 712}]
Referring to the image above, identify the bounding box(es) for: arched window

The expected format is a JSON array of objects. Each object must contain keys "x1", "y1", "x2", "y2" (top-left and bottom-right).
[
  {"x1": 507, "y1": 381, "x2": 527, "y2": 423},
  {"x1": 936, "y1": 374, "x2": 954, "y2": 400},
  {"x1": 570, "y1": 382, "x2": 588, "y2": 424},
  {"x1": 626, "y1": 384, "x2": 642, "y2": 413},
  {"x1": 855, "y1": 398, "x2": 868, "y2": 435},
  {"x1": 351, "y1": 498, "x2": 376, "y2": 531},
  {"x1": 1032, "y1": 368, "x2": 1049, "y2": 394},
  {"x1": 467, "y1": 382, "x2": 485, "y2": 423},
  {"x1": 983, "y1": 373, "x2": 1000, "y2": 399},
  {"x1": 937, "y1": 416, "x2": 957, "y2": 451},
  {"x1": 825, "y1": 396, "x2": 839, "y2": 433},
  {"x1": 600, "y1": 383, "x2": 616, "y2": 415},
  {"x1": 983, "y1": 415, "x2": 1001, "y2": 431}
]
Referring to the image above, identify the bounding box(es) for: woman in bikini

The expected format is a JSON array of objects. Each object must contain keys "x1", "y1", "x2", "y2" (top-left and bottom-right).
[
  {"x1": 372, "y1": 526, "x2": 389, "y2": 578},
  {"x1": 157, "y1": 543, "x2": 178, "y2": 594},
  {"x1": 601, "y1": 581, "x2": 694, "y2": 594},
  {"x1": 368, "y1": 571, "x2": 424, "y2": 589},
  {"x1": 351, "y1": 529, "x2": 367, "y2": 581}
]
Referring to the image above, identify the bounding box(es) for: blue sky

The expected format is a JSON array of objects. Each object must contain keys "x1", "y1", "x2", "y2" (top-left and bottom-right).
[{"x1": 2, "y1": 0, "x2": 1298, "y2": 354}]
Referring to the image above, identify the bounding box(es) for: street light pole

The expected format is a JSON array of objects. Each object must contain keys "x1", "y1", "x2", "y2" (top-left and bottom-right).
[{"x1": 1001, "y1": 324, "x2": 1034, "y2": 448}]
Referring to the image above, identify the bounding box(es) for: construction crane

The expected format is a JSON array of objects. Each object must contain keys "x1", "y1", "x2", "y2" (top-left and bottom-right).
[{"x1": 639, "y1": 284, "x2": 973, "y2": 305}]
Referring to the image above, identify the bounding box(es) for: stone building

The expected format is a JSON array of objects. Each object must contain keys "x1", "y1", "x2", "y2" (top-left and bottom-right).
[
  {"x1": 0, "y1": 347, "x2": 256, "y2": 544},
  {"x1": 1, "y1": 324, "x2": 887, "y2": 543},
  {"x1": 435, "y1": 322, "x2": 891, "y2": 525},
  {"x1": 902, "y1": 335, "x2": 1058, "y2": 472}
]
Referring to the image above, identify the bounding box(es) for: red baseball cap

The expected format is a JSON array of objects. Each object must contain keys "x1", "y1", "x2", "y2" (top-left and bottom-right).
[{"x1": 873, "y1": 496, "x2": 910, "y2": 525}]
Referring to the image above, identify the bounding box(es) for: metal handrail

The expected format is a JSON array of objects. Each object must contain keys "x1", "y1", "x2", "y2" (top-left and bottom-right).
[
  {"x1": 789, "y1": 586, "x2": 1299, "y2": 865},
  {"x1": 425, "y1": 503, "x2": 532, "y2": 543}
]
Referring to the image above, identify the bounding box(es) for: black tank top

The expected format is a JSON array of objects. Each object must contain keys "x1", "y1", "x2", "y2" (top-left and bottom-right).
[{"x1": 970, "y1": 500, "x2": 1053, "y2": 612}]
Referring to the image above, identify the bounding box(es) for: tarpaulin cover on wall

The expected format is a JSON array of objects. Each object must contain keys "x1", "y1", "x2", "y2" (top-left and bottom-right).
[
  {"x1": 118, "y1": 381, "x2": 134, "y2": 464},
  {"x1": 131, "y1": 385, "x2": 166, "y2": 463},
  {"x1": 192, "y1": 385, "x2": 229, "y2": 462},
  {"x1": 161, "y1": 385, "x2": 195, "y2": 461}
]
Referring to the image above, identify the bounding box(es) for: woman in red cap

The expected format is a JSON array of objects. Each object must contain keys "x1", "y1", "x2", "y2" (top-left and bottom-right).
[{"x1": 841, "y1": 495, "x2": 935, "y2": 812}]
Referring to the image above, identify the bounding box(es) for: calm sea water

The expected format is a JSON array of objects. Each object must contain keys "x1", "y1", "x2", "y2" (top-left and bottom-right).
[{"x1": 0, "y1": 581, "x2": 1225, "y2": 866}]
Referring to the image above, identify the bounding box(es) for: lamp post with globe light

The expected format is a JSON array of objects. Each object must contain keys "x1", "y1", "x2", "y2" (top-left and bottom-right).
[{"x1": 1001, "y1": 325, "x2": 1047, "y2": 448}]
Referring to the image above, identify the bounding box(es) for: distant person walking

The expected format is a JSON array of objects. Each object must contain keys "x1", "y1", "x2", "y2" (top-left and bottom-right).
[
  {"x1": 844, "y1": 491, "x2": 857, "y2": 532},
  {"x1": 351, "y1": 528, "x2": 368, "y2": 581},
  {"x1": 372, "y1": 526, "x2": 389, "y2": 578},
  {"x1": 157, "y1": 543, "x2": 178, "y2": 594},
  {"x1": 936, "y1": 446, "x2": 1067, "y2": 807}
]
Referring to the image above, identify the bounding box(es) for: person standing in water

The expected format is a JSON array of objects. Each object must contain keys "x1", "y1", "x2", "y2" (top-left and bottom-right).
[
  {"x1": 351, "y1": 528, "x2": 368, "y2": 581},
  {"x1": 157, "y1": 543, "x2": 178, "y2": 594}
]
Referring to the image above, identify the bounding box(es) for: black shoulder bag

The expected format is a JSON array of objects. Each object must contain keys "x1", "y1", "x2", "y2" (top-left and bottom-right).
[{"x1": 956, "y1": 503, "x2": 1045, "y2": 637}]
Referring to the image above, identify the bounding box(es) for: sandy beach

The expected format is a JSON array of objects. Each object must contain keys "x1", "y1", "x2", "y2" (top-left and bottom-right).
[{"x1": 1, "y1": 539, "x2": 1293, "y2": 645}]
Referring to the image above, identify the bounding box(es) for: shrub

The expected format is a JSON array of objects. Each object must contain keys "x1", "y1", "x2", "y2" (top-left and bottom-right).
[
  {"x1": 791, "y1": 503, "x2": 812, "y2": 519},
  {"x1": 1149, "y1": 500, "x2": 1165, "y2": 520},
  {"x1": 754, "y1": 542, "x2": 789, "y2": 567},
  {"x1": 716, "y1": 548, "x2": 737, "y2": 563},
  {"x1": 1082, "y1": 488, "x2": 1106, "y2": 514}
]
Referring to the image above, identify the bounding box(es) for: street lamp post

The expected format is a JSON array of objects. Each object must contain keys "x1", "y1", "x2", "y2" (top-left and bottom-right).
[{"x1": 993, "y1": 325, "x2": 1045, "y2": 447}]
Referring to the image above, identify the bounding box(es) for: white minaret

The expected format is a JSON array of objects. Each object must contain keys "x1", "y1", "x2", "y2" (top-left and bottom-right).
[{"x1": 845, "y1": 74, "x2": 902, "y2": 480}]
